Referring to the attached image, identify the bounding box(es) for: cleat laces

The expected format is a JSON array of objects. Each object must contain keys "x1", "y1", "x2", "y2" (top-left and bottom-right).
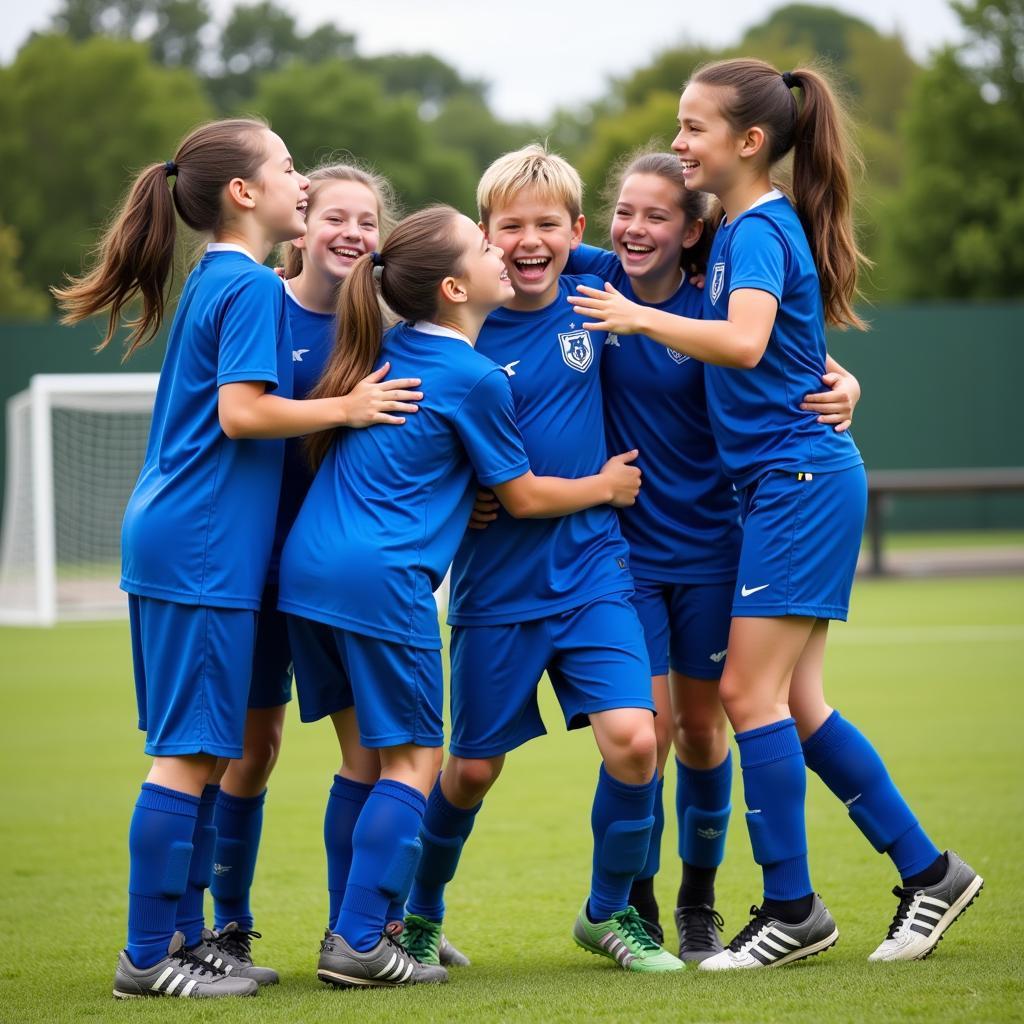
[
  {"x1": 678, "y1": 905, "x2": 725, "y2": 949},
  {"x1": 884, "y1": 885, "x2": 919, "y2": 940},
  {"x1": 613, "y1": 906, "x2": 663, "y2": 952},
  {"x1": 728, "y1": 905, "x2": 773, "y2": 953},
  {"x1": 400, "y1": 917, "x2": 439, "y2": 963},
  {"x1": 211, "y1": 923, "x2": 262, "y2": 964}
]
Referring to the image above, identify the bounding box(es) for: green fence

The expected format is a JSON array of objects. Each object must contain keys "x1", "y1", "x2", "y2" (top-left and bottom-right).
[{"x1": 2, "y1": 304, "x2": 1023, "y2": 531}]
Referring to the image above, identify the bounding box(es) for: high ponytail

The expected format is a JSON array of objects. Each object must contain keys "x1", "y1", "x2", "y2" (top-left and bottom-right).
[
  {"x1": 690, "y1": 59, "x2": 868, "y2": 330},
  {"x1": 305, "y1": 204, "x2": 465, "y2": 470},
  {"x1": 53, "y1": 117, "x2": 269, "y2": 357}
]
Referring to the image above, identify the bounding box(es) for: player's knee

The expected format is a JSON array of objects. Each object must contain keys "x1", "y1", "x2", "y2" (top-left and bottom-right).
[
  {"x1": 603, "y1": 722, "x2": 657, "y2": 780},
  {"x1": 448, "y1": 756, "x2": 501, "y2": 802},
  {"x1": 674, "y1": 705, "x2": 728, "y2": 765}
]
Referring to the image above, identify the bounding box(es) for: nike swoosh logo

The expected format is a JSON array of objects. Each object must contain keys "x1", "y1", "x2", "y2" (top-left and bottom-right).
[{"x1": 740, "y1": 584, "x2": 770, "y2": 597}]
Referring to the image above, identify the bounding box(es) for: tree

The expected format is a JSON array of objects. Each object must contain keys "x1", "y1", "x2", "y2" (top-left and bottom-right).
[
  {"x1": 884, "y1": 0, "x2": 1024, "y2": 298},
  {"x1": 249, "y1": 59, "x2": 478, "y2": 213},
  {"x1": 0, "y1": 34, "x2": 212, "y2": 295},
  {"x1": 0, "y1": 224, "x2": 50, "y2": 319}
]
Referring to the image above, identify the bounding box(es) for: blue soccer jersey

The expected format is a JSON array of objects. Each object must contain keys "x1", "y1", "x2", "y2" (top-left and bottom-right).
[
  {"x1": 702, "y1": 191, "x2": 863, "y2": 487},
  {"x1": 447, "y1": 275, "x2": 633, "y2": 626},
  {"x1": 120, "y1": 246, "x2": 292, "y2": 610},
  {"x1": 278, "y1": 322, "x2": 531, "y2": 649},
  {"x1": 568, "y1": 245, "x2": 740, "y2": 583},
  {"x1": 265, "y1": 283, "x2": 336, "y2": 584}
]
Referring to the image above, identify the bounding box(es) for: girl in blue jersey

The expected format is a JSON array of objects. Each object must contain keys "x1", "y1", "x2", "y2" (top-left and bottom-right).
[
  {"x1": 571, "y1": 61, "x2": 980, "y2": 969},
  {"x1": 209, "y1": 162, "x2": 403, "y2": 969},
  {"x1": 277, "y1": 204, "x2": 643, "y2": 989},
  {"x1": 565, "y1": 151, "x2": 862, "y2": 961},
  {"x1": 55, "y1": 119, "x2": 423, "y2": 999}
]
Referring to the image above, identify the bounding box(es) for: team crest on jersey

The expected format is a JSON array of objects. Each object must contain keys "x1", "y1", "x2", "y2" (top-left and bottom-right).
[
  {"x1": 667, "y1": 349, "x2": 690, "y2": 365},
  {"x1": 558, "y1": 329, "x2": 594, "y2": 373},
  {"x1": 710, "y1": 261, "x2": 726, "y2": 304}
]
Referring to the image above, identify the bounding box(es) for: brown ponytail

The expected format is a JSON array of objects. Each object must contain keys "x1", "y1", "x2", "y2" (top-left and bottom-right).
[
  {"x1": 53, "y1": 117, "x2": 270, "y2": 357},
  {"x1": 690, "y1": 59, "x2": 868, "y2": 329},
  {"x1": 305, "y1": 204, "x2": 465, "y2": 470}
]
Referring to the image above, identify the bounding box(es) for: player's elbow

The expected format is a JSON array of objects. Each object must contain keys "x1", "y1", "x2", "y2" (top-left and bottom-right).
[
  {"x1": 218, "y1": 401, "x2": 256, "y2": 439},
  {"x1": 495, "y1": 478, "x2": 538, "y2": 519}
]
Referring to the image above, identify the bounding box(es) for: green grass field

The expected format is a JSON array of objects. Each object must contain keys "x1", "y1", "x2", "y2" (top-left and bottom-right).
[{"x1": 2, "y1": 575, "x2": 1022, "y2": 1023}]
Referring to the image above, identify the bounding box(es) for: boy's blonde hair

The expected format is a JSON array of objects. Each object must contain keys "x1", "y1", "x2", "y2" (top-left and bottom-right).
[{"x1": 477, "y1": 143, "x2": 583, "y2": 225}]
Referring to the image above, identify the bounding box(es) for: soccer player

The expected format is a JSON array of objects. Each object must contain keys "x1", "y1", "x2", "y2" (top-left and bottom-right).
[
  {"x1": 277, "y1": 205, "x2": 643, "y2": 988},
  {"x1": 55, "y1": 118, "x2": 421, "y2": 999},
  {"x1": 565, "y1": 150, "x2": 861, "y2": 960},
  {"x1": 571, "y1": 59, "x2": 982, "y2": 968},
  {"x1": 208, "y1": 162, "x2": 403, "y2": 977},
  {"x1": 401, "y1": 146, "x2": 685, "y2": 974}
]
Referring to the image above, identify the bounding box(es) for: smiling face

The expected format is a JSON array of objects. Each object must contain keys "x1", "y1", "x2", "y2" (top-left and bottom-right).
[
  {"x1": 449, "y1": 214, "x2": 515, "y2": 313},
  {"x1": 295, "y1": 179, "x2": 380, "y2": 284},
  {"x1": 610, "y1": 172, "x2": 693, "y2": 289},
  {"x1": 671, "y1": 83, "x2": 745, "y2": 198},
  {"x1": 483, "y1": 188, "x2": 584, "y2": 309},
  {"x1": 251, "y1": 130, "x2": 310, "y2": 242}
]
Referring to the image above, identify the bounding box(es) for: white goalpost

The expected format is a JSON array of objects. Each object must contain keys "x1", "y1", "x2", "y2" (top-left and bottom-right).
[{"x1": 0, "y1": 374, "x2": 159, "y2": 626}]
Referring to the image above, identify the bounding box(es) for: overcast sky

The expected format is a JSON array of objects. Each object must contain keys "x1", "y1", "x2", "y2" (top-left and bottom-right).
[{"x1": 4, "y1": 0, "x2": 965, "y2": 121}]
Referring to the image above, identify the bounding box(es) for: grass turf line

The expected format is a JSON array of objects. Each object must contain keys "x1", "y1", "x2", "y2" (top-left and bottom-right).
[{"x1": 1, "y1": 575, "x2": 1021, "y2": 1022}]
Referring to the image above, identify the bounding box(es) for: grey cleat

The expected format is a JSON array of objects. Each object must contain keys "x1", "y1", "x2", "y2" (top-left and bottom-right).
[
  {"x1": 439, "y1": 933, "x2": 471, "y2": 967},
  {"x1": 190, "y1": 922, "x2": 279, "y2": 985},
  {"x1": 674, "y1": 904, "x2": 725, "y2": 963},
  {"x1": 700, "y1": 895, "x2": 838, "y2": 970},
  {"x1": 317, "y1": 929, "x2": 449, "y2": 988},
  {"x1": 869, "y1": 851, "x2": 983, "y2": 962},
  {"x1": 113, "y1": 931, "x2": 259, "y2": 999}
]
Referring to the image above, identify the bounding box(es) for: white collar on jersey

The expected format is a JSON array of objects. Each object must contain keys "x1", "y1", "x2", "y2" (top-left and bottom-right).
[
  {"x1": 413, "y1": 320, "x2": 472, "y2": 346},
  {"x1": 206, "y1": 242, "x2": 259, "y2": 263},
  {"x1": 283, "y1": 279, "x2": 320, "y2": 312},
  {"x1": 722, "y1": 188, "x2": 787, "y2": 228}
]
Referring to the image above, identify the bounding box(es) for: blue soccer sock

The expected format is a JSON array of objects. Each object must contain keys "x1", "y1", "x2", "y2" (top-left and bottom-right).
[
  {"x1": 405, "y1": 778, "x2": 481, "y2": 922},
  {"x1": 324, "y1": 774, "x2": 373, "y2": 931},
  {"x1": 736, "y1": 719, "x2": 813, "y2": 903},
  {"x1": 589, "y1": 765, "x2": 657, "y2": 922},
  {"x1": 676, "y1": 751, "x2": 732, "y2": 907},
  {"x1": 802, "y1": 709, "x2": 941, "y2": 883},
  {"x1": 210, "y1": 788, "x2": 266, "y2": 931},
  {"x1": 635, "y1": 775, "x2": 665, "y2": 882},
  {"x1": 126, "y1": 783, "x2": 200, "y2": 969},
  {"x1": 336, "y1": 779, "x2": 426, "y2": 952},
  {"x1": 175, "y1": 783, "x2": 219, "y2": 947}
]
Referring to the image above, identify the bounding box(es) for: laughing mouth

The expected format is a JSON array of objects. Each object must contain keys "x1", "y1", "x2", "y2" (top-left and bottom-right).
[
  {"x1": 330, "y1": 246, "x2": 362, "y2": 259},
  {"x1": 624, "y1": 243, "x2": 655, "y2": 255},
  {"x1": 513, "y1": 255, "x2": 551, "y2": 277}
]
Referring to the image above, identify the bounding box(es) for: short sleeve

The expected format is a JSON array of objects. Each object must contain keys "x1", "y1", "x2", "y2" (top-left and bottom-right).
[
  {"x1": 217, "y1": 269, "x2": 285, "y2": 390},
  {"x1": 728, "y1": 215, "x2": 787, "y2": 301},
  {"x1": 453, "y1": 369, "x2": 531, "y2": 486},
  {"x1": 565, "y1": 244, "x2": 620, "y2": 280}
]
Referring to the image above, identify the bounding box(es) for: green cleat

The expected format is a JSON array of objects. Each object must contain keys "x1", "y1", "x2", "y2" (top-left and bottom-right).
[
  {"x1": 573, "y1": 903, "x2": 686, "y2": 972},
  {"x1": 400, "y1": 914, "x2": 443, "y2": 966}
]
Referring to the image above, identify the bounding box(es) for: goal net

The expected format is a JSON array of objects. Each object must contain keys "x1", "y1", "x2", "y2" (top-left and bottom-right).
[{"x1": 0, "y1": 374, "x2": 159, "y2": 625}]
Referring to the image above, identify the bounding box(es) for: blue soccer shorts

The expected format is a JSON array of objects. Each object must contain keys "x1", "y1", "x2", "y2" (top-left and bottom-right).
[
  {"x1": 129, "y1": 594, "x2": 256, "y2": 759},
  {"x1": 449, "y1": 593, "x2": 654, "y2": 760},
  {"x1": 630, "y1": 577, "x2": 734, "y2": 679},
  {"x1": 287, "y1": 614, "x2": 444, "y2": 749},
  {"x1": 732, "y1": 464, "x2": 867, "y2": 620},
  {"x1": 248, "y1": 585, "x2": 294, "y2": 709}
]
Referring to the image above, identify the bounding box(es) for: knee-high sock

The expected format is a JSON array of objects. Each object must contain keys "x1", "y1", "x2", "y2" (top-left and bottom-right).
[
  {"x1": 802, "y1": 709, "x2": 941, "y2": 882},
  {"x1": 175, "y1": 784, "x2": 219, "y2": 947},
  {"x1": 210, "y1": 788, "x2": 266, "y2": 931},
  {"x1": 324, "y1": 775, "x2": 373, "y2": 932},
  {"x1": 736, "y1": 719, "x2": 812, "y2": 902},
  {"x1": 336, "y1": 780, "x2": 426, "y2": 952},
  {"x1": 589, "y1": 765, "x2": 657, "y2": 922},
  {"x1": 405, "y1": 779, "x2": 481, "y2": 922},
  {"x1": 127, "y1": 783, "x2": 200, "y2": 969},
  {"x1": 635, "y1": 775, "x2": 665, "y2": 882},
  {"x1": 676, "y1": 751, "x2": 732, "y2": 907}
]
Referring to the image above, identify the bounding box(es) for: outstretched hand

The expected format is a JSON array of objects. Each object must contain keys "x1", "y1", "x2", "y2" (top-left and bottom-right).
[
  {"x1": 343, "y1": 362, "x2": 423, "y2": 427},
  {"x1": 570, "y1": 282, "x2": 646, "y2": 335},
  {"x1": 800, "y1": 370, "x2": 861, "y2": 433}
]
